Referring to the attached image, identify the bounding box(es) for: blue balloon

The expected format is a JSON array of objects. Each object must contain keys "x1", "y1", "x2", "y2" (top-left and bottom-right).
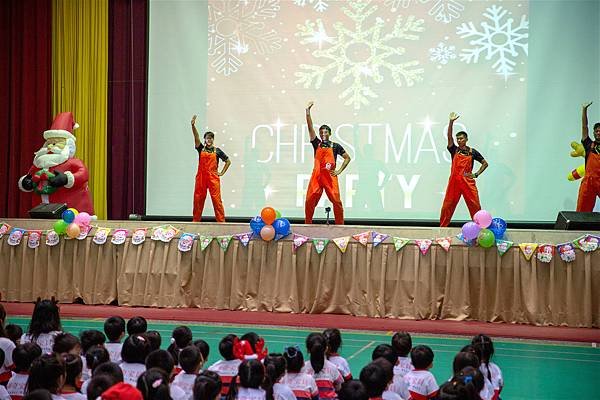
[
  {"x1": 62, "y1": 209, "x2": 75, "y2": 224},
  {"x1": 250, "y1": 216, "x2": 265, "y2": 235},
  {"x1": 273, "y1": 218, "x2": 291, "y2": 237},
  {"x1": 489, "y1": 218, "x2": 507, "y2": 237}
]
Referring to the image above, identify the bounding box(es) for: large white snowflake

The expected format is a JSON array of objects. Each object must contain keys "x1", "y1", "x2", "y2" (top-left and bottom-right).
[
  {"x1": 429, "y1": 42, "x2": 456, "y2": 65},
  {"x1": 295, "y1": 1, "x2": 425, "y2": 110},
  {"x1": 208, "y1": 0, "x2": 282, "y2": 76},
  {"x1": 456, "y1": 4, "x2": 528, "y2": 81},
  {"x1": 386, "y1": 0, "x2": 464, "y2": 24},
  {"x1": 293, "y1": 0, "x2": 329, "y2": 13}
]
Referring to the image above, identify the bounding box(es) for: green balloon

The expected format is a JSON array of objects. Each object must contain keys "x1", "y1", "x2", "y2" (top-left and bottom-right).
[
  {"x1": 275, "y1": 210, "x2": 282, "y2": 219},
  {"x1": 477, "y1": 228, "x2": 495, "y2": 248},
  {"x1": 54, "y1": 219, "x2": 68, "y2": 235}
]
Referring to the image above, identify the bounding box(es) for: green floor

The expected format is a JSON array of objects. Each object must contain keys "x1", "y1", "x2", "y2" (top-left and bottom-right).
[{"x1": 8, "y1": 317, "x2": 599, "y2": 400}]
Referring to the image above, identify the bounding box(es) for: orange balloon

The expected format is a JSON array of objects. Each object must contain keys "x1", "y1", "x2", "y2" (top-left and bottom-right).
[
  {"x1": 66, "y1": 222, "x2": 81, "y2": 239},
  {"x1": 261, "y1": 207, "x2": 276, "y2": 225},
  {"x1": 260, "y1": 225, "x2": 275, "y2": 241}
]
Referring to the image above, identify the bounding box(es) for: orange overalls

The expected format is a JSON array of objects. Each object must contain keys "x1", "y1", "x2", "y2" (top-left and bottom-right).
[
  {"x1": 577, "y1": 142, "x2": 600, "y2": 211},
  {"x1": 193, "y1": 148, "x2": 225, "y2": 222},
  {"x1": 440, "y1": 148, "x2": 481, "y2": 227},
  {"x1": 305, "y1": 143, "x2": 344, "y2": 225}
]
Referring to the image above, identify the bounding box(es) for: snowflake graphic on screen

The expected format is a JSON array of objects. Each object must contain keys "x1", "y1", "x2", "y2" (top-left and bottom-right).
[
  {"x1": 429, "y1": 42, "x2": 456, "y2": 65},
  {"x1": 208, "y1": 0, "x2": 282, "y2": 76},
  {"x1": 293, "y1": 0, "x2": 329, "y2": 13},
  {"x1": 456, "y1": 4, "x2": 528, "y2": 81},
  {"x1": 386, "y1": 0, "x2": 464, "y2": 24},
  {"x1": 295, "y1": 1, "x2": 425, "y2": 110}
]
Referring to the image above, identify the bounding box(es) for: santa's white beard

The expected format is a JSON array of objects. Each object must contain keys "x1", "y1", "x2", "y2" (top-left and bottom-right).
[{"x1": 33, "y1": 146, "x2": 70, "y2": 168}]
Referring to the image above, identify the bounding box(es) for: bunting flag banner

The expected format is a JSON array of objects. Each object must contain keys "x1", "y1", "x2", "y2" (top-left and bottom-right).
[
  {"x1": 415, "y1": 239, "x2": 433, "y2": 255},
  {"x1": 333, "y1": 236, "x2": 350, "y2": 253},
  {"x1": 45, "y1": 230, "x2": 60, "y2": 247},
  {"x1": 519, "y1": 243, "x2": 538, "y2": 261},
  {"x1": 217, "y1": 235, "x2": 233, "y2": 251},
  {"x1": 371, "y1": 231, "x2": 389, "y2": 247},
  {"x1": 7, "y1": 228, "x2": 25, "y2": 246},
  {"x1": 199, "y1": 235, "x2": 213, "y2": 251},
  {"x1": 150, "y1": 226, "x2": 165, "y2": 241},
  {"x1": 111, "y1": 229, "x2": 128, "y2": 245},
  {"x1": 161, "y1": 225, "x2": 179, "y2": 243},
  {"x1": 495, "y1": 239, "x2": 513, "y2": 256},
  {"x1": 93, "y1": 228, "x2": 111, "y2": 245},
  {"x1": 435, "y1": 237, "x2": 452, "y2": 252},
  {"x1": 292, "y1": 233, "x2": 309, "y2": 252},
  {"x1": 392, "y1": 237, "x2": 410, "y2": 252},
  {"x1": 0, "y1": 223, "x2": 11, "y2": 238},
  {"x1": 27, "y1": 230, "x2": 43, "y2": 249},
  {"x1": 573, "y1": 234, "x2": 599, "y2": 252},
  {"x1": 312, "y1": 238, "x2": 329, "y2": 254},
  {"x1": 178, "y1": 233, "x2": 196, "y2": 252},
  {"x1": 352, "y1": 231, "x2": 371, "y2": 246},
  {"x1": 131, "y1": 228, "x2": 148, "y2": 245},
  {"x1": 235, "y1": 232, "x2": 253, "y2": 247},
  {"x1": 557, "y1": 242, "x2": 576, "y2": 263},
  {"x1": 456, "y1": 232, "x2": 475, "y2": 246},
  {"x1": 76, "y1": 225, "x2": 92, "y2": 240},
  {"x1": 536, "y1": 244, "x2": 554, "y2": 263}
]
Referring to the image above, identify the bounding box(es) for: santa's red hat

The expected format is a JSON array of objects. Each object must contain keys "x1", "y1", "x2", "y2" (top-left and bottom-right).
[{"x1": 43, "y1": 112, "x2": 79, "y2": 141}]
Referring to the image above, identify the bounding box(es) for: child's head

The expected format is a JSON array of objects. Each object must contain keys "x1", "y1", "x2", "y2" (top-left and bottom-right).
[
  {"x1": 371, "y1": 344, "x2": 397, "y2": 366},
  {"x1": 27, "y1": 353, "x2": 66, "y2": 394},
  {"x1": 13, "y1": 342, "x2": 42, "y2": 373},
  {"x1": 359, "y1": 361, "x2": 390, "y2": 398},
  {"x1": 146, "y1": 331, "x2": 162, "y2": 351},
  {"x1": 180, "y1": 345, "x2": 204, "y2": 374},
  {"x1": 6, "y1": 323, "x2": 23, "y2": 345},
  {"x1": 92, "y1": 361, "x2": 125, "y2": 382},
  {"x1": 338, "y1": 380, "x2": 368, "y2": 400},
  {"x1": 436, "y1": 377, "x2": 479, "y2": 400},
  {"x1": 86, "y1": 375, "x2": 120, "y2": 400},
  {"x1": 52, "y1": 333, "x2": 81, "y2": 355},
  {"x1": 62, "y1": 353, "x2": 83, "y2": 388},
  {"x1": 193, "y1": 370, "x2": 222, "y2": 400},
  {"x1": 104, "y1": 316, "x2": 126, "y2": 342},
  {"x1": 193, "y1": 339, "x2": 210, "y2": 362},
  {"x1": 80, "y1": 329, "x2": 106, "y2": 354},
  {"x1": 240, "y1": 332, "x2": 259, "y2": 352},
  {"x1": 456, "y1": 366, "x2": 484, "y2": 396},
  {"x1": 127, "y1": 316, "x2": 148, "y2": 335},
  {"x1": 28, "y1": 298, "x2": 61, "y2": 338},
  {"x1": 0, "y1": 349, "x2": 4, "y2": 371},
  {"x1": 86, "y1": 345, "x2": 111, "y2": 371},
  {"x1": 470, "y1": 334, "x2": 494, "y2": 364},
  {"x1": 168, "y1": 326, "x2": 193, "y2": 364},
  {"x1": 410, "y1": 345, "x2": 434, "y2": 370},
  {"x1": 145, "y1": 349, "x2": 176, "y2": 378},
  {"x1": 452, "y1": 351, "x2": 480, "y2": 375},
  {"x1": 218, "y1": 334, "x2": 238, "y2": 361},
  {"x1": 0, "y1": 303, "x2": 5, "y2": 329},
  {"x1": 122, "y1": 334, "x2": 152, "y2": 364},
  {"x1": 238, "y1": 359, "x2": 264, "y2": 389},
  {"x1": 391, "y1": 332, "x2": 412, "y2": 357},
  {"x1": 283, "y1": 345, "x2": 304, "y2": 373},
  {"x1": 137, "y1": 368, "x2": 171, "y2": 400},
  {"x1": 263, "y1": 353, "x2": 286, "y2": 383},
  {"x1": 323, "y1": 328, "x2": 342, "y2": 355},
  {"x1": 23, "y1": 389, "x2": 54, "y2": 400},
  {"x1": 305, "y1": 332, "x2": 327, "y2": 374}
]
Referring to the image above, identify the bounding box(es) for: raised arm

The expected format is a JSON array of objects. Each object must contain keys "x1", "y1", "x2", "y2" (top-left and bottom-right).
[
  {"x1": 191, "y1": 115, "x2": 201, "y2": 148},
  {"x1": 448, "y1": 112, "x2": 459, "y2": 147},
  {"x1": 306, "y1": 101, "x2": 316, "y2": 141},
  {"x1": 582, "y1": 102, "x2": 592, "y2": 141}
]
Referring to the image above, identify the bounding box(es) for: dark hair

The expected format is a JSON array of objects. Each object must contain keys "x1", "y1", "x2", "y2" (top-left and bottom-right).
[
  {"x1": 457, "y1": 366, "x2": 484, "y2": 394},
  {"x1": 410, "y1": 345, "x2": 434, "y2": 370},
  {"x1": 204, "y1": 131, "x2": 215, "y2": 139},
  {"x1": 391, "y1": 332, "x2": 412, "y2": 357},
  {"x1": 0, "y1": 303, "x2": 6, "y2": 337},
  {"x1": 359, "y1": 362, "x2": 389, "y2": 398},
  {"x1": 240, "y1": 332, "x2": 260, "y2": 353},
  {"x1": 63, "y1": 353, "x2": 83, "y2": 388},
  {"x1": 13, "y1": 342, "x2": 43, "y2": 372},
  {"x1": 26, "y1": 353, "x2": 66, "y2": 394},
  {"x1": 456, "y1": 131, "x2": 468, "y2": 139},
  {"x1": 52, "y1": 333, "x2": 80, "y2": 354},
  {"x1": 371, "y1": 344, "x2": 397, "y2": 366},
  {"x1": 91, "y1": 361, "x2": 124, "y2": 382},
  {"x1": 283, "y1": 346, "x2": 304, "y2": 373},
  {"x1": 594, "y1": 122, "x2": 600, "y2": 130},
  {"x1": 306, "y1": 332, "x2": 326, "y2": 374},
  {"x1": 137, "y1": 368, "x2": 173, "y2": 400},
  {"x1": 87, "y1": 374, "x2": 119, "y2": 400},
  {"x1": 218, "y1": 335, "x2": 237, "y2": 361},
  {"x1": 319, "y1": 125, "x2": 331, "y2": 134},
  {"x1": 122, "y1": 335, "x2": 152, "y2": 364},
  {"x1": 127, "y1": 316, "x2": 148, "y2": 335},
  {"x1": 27, "y1": 298, "x2": 61, "y2": 339},
  {"x1": 323, "y1": 328, "x2": 342, "y2": 354},
  {"x1": 436, "y1": 377, "x2": 479, "y2": 400},
  {"x1": 0, "y1": 349, "x2": 4, "y2": 369},
  {"x1": 180, "y1": 346, "x2": 203, "y2": 374},
  {"x1": 471, "y1": 334, "x2": 494, "y2": 382},
  {"x1": 338, "y1": 380, "x2": 368, "y2": 400},
  {"x1": 86, "y1": 345, "x2": 110, "y2": 371},
  {"x1": 193, "y1": 339, "x2": 210, "y2": 361},
  {"x1": 23, "y1": 389, "x2": 54, "y2": 400},
  {"x1": 104, "y1": 316, "x2": 126, "y2": 342},
  {"x1": 6, "y1": 323, "x2": 24, "y2": 344},
  {"x1": 80, "y1": 330, "x2": 106, "y2": 354},
  {"x1": 263, "y1": 353, "x2": 286, "y2": 400},
  {"x1": 146, "y1": 330, "x2": 162, "y2": 351},
  {"x1": 146, "y1": 349, "x2": 175, "y2": 377},
  {"x1": 227, "y1": 359, "x2": 264, "y2": 400},
  {"x1": 452, "y1": 351, "x2": 480, "y2": 375},
  {"x1": 193, "y1": 370, "x2": 222, "y2": 400},
  {"x1": 167, "y1": 326, "x2": 193, "y2": 365}
]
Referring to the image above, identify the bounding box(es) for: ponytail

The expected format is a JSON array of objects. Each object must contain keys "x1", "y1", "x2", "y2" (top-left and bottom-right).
[{"x1": 306, "y1": 333, "x2": 326, "y2": 374}]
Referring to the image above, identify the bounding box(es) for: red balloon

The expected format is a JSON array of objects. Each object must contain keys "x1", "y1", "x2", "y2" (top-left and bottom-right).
[
  {"x1": 261, "y1": 207, "x2": 276, "y2": 225},
  {"x1": 260, "y1": 225, "x2": 275, "y2": 241}
]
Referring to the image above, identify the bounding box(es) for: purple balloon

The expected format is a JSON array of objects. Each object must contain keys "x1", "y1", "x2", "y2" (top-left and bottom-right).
[
  {"x1": 462, "y1": 222, "x2": 482, "y2": 241},
  {"x1": 473, "y1": 210, "x2": 492, "y2": 228}
]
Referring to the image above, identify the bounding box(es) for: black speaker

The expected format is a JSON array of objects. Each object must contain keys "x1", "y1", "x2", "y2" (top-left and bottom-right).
[
  {"x1": 28, "y1": 203, "x2": 67, "y2": 219},
  {"x1": 554, "y1": 211, "x2": 600, "y2": 230}
]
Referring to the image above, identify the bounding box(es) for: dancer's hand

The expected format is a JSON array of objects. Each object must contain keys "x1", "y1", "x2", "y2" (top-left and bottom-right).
[
  {"x1": 583, "y1": 102, "x2": 593, "y2": 109},
  {"x1": 306, "y1": 101, "x2": 314, "y2": 112},
  {"x1": 191, "y1": 115, "x2": 197, "y2": 126},
  {"x1": 449, "y1": 112, "x2": 460, "y2": 122},
  {"x1": 330, "y1": 169, "x2": 340, "y2": 177}
]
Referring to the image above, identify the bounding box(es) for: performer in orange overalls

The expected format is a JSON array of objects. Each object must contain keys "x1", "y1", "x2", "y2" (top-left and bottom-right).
[
  {"x1": 440, "y1": 112, "x2": 489, "y2": 227},
  {"x1": 191, "y1": 115, "x2": 231, "y2": 222},
  {"x1": 577, "y1": 102, "x2": 600, "y2": 211},
  {"x1": 305, "y1": 101, "x2": 351, "y2": 225}
]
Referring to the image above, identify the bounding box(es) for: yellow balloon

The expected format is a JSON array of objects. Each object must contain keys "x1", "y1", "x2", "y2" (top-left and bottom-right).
[{"x1": 67, "y1": 208, "x2": 79, "y2": 216}]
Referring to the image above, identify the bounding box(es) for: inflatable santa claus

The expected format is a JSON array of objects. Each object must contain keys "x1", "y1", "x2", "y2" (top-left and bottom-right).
[{"x1": 18, "y1": 112, "x2": 94, "y2": 214}]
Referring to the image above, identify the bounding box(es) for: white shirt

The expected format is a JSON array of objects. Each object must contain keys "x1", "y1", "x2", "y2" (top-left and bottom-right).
[
  {"x1": 328, "y1": 355, "x2": 352, "y2": 380},
  {"x1": 280, "y1": 372, "x2": 318, "y2": 400},
  {"x1": 0, "y1": 338, "x2": 16, "y2": 381},
  {"x1": 104, "y1": 342, "x2": 123, "y2": 364},
  {"x1": 273, "y1": 382, "x2": 296, "y2": 400},
  {"x1": 393, "y1": 357, "x2": 414, "y2": 378},
  {"x1": 236, "y1": 387, "x2": 266, "y2": 400},
  {"x1": 301, "y1": 359, "x2": 344, "y2": 396},
  {"x1": 60, "y1": 392, "x2": 87, "y2": 400},
  {"x1": 120, "y1": 362, "x2": 146, "y2": 386},
  {"x1": 383, "y1": 390, "x2": 403, "y2": 400},
  {"x1": 389, "y1": 374, "x2": 408, "y2": 398},
  {"x1": 7, "y1": 372, "x2": 28, "y2": 399},
  {"x1": 21, "y1": 331, "x2": 62, "y2": 354},
  {"x1": 170, "y1": 384, "x2": 188, "y2": 400},
  {"x1": 479, "y1": 362, "x2": 503, "y2": 394},
  {"x1": 0, "y1": 385, "x2": 10, "y2": 400},
  {"x1": 403, "y1": 370, "x2": 438, "y2": 399},
  {"x1": 172, "y1": 371, "x2": 197, "y2": 399}
]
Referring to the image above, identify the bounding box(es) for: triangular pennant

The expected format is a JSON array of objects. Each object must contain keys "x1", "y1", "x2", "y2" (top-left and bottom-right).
[
  {"x1": 519, "y1": 243, "x2": 538, "y2": 261},
  {"x1": 111, "y1": 229, "x2": 128, "y2": 245},
  {"x1": 150, "y1": 226, "x2": 165, "y2": 241},
  {"x1": 178, "y1": 233, "x2": 196, "y2": 252},
  {"x1": 76, "y1": 225, "x2": 92, "y2": 240},
  {"x1": 292, "y1": 233, "x2": 309, "y2": 252},
  {"x1": 199, "y1": 235, "x2": 213, "y2": 251},
  {"x1": 312, "y1": 238, "x2": 329, "y2": 254},
  {"x1": 557, "y1": 242, "x2": 576, "y2": 263},
  {"x1": 333, "y1": 236, "x2": 350, "y2": 253},
  {"x1": 435, "y1": 237, "x2": 452, "y2": 252},
  {"x1": 161, "y1": 225, "x2": 179, "y2": 243},
  {"x1": 456, "y1": 232, "x2": 476, "y2": 246},
  {"x1": 352, "y1": 231, "x2": 371, "y2": 246},
  {"x1": 573, "y1": 234, "x2": 599, "y2": 252},
  {"x1": 7, "y1": 228, "x2": 25, "y2": 246},
  {"x1": 415, "y1": 239, "x2": 433, "y2": 255},
  {"x1": 235, "y1": 232, "x2": 253, "y2": 247},
  {"x1": 536, "y1": 244, "x2": 554, "y2": 263},
  {"x1": 45, "y1": 230, "x2": 60, "y2": 247},
  {"x1": 371, "y1": 231, "x2": 389, "y2": 247},
  {"x1": 93, "y1": 228, "x2": 111, "y2": 245},
  {"x1": 27, "y1": 230, "x2": 42, "y2": 249},
  {"x1": 495, "y1": 239, "x2": 513, "y2": 256},
  {"x1": 131, "y1": 228, "x2": 147, "y2": 245},
  {"x1": 392, "y1": 237, "x2": 410, "y2": 252},
  {"x1": 216, "y1": 235, "x2": 233, "y2": 251},
  {"x1": 0, "y1": 223, "x2": 12, "y2": 238}
]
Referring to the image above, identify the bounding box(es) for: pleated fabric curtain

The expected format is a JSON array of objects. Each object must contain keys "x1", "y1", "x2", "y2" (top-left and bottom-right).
[{"x1": 52, "y1": 0, "x2": 109, "y2": 219}]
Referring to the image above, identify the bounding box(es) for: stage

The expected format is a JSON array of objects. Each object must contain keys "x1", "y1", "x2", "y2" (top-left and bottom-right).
[{"x1": 1, "y1": 218, "x2": 598, "y2": 329}]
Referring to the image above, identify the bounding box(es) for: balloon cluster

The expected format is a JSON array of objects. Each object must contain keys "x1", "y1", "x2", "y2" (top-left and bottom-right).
[
  {"x1": 461, "y1": 210, "x2": 507, "y2": 248},
  {"x1": 53, "y1": 208, "x2": 92, "y2": 239},
  {"x1": 250, "y1": 207, "x2": 291, "y2": 241}
]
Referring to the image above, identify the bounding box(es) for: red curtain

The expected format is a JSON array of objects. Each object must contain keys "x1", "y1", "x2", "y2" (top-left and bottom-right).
[
  {"x1": 0, "y1": 0, "x2": 52, "y2": 217},
  {"x1": 107, "y1": 0, "x2": 148, "y2": 220}
]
